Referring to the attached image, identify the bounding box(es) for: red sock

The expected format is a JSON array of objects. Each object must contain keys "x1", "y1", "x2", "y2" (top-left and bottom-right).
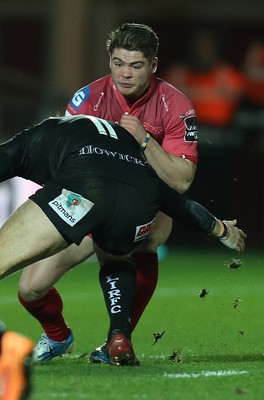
[
  {"x1": 130, "y1": 252, "x2": 159, "y2": 332},
  {"x1": 18, "y1": 287, "x2": 70, "y2": 342}
]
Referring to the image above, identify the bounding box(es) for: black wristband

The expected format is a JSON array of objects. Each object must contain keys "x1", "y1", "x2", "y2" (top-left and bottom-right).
[{"x1": 219, "y1": 222, "x2": 228, "y2": 239}]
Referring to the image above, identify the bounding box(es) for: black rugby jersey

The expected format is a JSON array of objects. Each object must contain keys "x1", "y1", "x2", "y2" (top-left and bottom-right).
[
  {"x1": 0, "y1": 115, "x2": 156, "y2": 190},
  {"x1": 0, "y1": 115, "x2": 216, "y2": 236}
]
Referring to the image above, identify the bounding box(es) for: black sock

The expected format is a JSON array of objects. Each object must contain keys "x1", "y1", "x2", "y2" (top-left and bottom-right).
[{"x1": 99, "y1": 259, "x2": 136, "y2": 340}]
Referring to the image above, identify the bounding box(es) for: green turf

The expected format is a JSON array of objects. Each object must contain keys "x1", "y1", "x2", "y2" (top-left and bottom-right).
[{"x1": 0, "y1": 248, "x2": 264, "y2": 399}]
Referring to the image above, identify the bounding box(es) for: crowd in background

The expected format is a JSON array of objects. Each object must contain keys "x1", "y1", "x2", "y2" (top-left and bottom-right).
[
  {"x1": 164, "y1": 30, "x2": 264, "y2": 126},
  {"x1": 162, "y1": 30, "x2": 264, "y2": 247}
]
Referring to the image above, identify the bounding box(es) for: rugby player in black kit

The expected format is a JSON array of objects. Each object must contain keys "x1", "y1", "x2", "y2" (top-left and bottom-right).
[{"x1": 0, "y1": 115, "x2": 246, "y2": 365}]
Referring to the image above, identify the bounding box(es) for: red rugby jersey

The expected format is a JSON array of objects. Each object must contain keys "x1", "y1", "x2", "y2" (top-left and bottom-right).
[{"x1": 66, "y1": 75, "x2": 198, "y2": 164}]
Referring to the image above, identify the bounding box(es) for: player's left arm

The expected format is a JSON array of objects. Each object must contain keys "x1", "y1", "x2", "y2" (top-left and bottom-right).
[
  {"x1": 142, "y1": 137, "x2": 196, "y2": 193},
  {"x1": 120, "y1": 114, "x2": 196, "y2": 193}
]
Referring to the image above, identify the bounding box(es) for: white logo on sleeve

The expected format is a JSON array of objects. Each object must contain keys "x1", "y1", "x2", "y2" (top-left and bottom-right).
[
  {"x1": 48, "y1": 189, "x2": 94, "y2": 226},
  {"x1": 72, "y1": 91, "x2": 85, "y2": 107}
]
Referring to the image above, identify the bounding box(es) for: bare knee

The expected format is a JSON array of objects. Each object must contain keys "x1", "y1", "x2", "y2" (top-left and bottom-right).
[
  {"x1": 18, "y1": 274, "x2": 48, "y2": 302},
  {"x1": 18, "y1": 260, "x2": 54, "y2": 302}
]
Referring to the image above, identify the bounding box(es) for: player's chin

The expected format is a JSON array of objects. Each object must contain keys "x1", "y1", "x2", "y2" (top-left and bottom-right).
[{"x1": 117, "y1": 84, "x2": 134, "y2": 94}]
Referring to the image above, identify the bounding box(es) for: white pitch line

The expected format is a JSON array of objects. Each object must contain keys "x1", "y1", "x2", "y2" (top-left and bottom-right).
[
  {"x1": 164, "y1": 370, "x2": 248, "y2": 379},
  {"x1": 50, "y1": 393, "x2": 88, "y2": 399}
]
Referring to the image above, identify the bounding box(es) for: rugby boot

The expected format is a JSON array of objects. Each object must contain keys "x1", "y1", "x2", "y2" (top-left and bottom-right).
[
  {"x1": 32, "y1": 331, "x2": 74, "y2": 362},
  {"x1": 107, "y1": 329, "x2": 140, "y2": 366}
]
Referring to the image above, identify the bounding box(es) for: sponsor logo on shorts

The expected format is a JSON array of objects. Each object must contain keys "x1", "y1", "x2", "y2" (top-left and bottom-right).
[
  {"x1": 184, "y1": 116, "x2": 198, "y2": 142},
  {"x1": 134, "y1": 218, "x2": 156, "y2": 242},
  {"x1": 48, "y1": 189, "x2": 94, "y2": 227}
]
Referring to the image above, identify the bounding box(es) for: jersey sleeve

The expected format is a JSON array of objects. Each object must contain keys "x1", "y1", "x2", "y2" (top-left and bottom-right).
[
  {"x1": 65, "y1": 85, "x2": 95, "y2": 116},
  {"x1": 161, "y1": 86, "x2": 198, "y2": 164}
]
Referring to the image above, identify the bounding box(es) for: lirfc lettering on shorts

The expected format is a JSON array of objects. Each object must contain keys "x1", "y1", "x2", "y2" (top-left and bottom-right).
[
  {"x1": 48, "y1": 189, "x2": 94, "y2": 226},
  {"x1": 134, "y1": 218, "x2": 156, "y2": 242}
]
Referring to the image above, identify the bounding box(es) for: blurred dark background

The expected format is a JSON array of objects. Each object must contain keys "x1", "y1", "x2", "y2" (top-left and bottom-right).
[{"x1": 1, "y1": 0, "x2": 264, "y2": 249}]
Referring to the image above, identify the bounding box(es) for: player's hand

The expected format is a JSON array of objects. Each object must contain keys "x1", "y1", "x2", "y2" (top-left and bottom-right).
[
  {"x1": 219, "y1": 219, "x2": 247, "y2": 253},
  {"x1": 120, "y1": 114, "x2": 146, "y2": 144}
]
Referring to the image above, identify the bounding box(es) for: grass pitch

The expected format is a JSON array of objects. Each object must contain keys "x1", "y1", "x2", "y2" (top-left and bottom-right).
[{"x1": 0, "y1": 247, "x2": 264, "y2": 399}]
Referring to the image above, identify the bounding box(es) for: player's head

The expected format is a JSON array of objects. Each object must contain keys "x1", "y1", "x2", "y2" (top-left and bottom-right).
[
  {"x1": 107, "y1": 23, "x2": 159, "y2": 102},
  {"x1": 106, "y1": 23, "x2": 159, "y2": 62}
]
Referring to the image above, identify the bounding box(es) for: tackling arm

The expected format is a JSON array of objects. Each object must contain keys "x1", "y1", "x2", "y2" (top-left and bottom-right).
[
  {"x1": 120, "y1": 114, "x2": 196, "y2": 193},
  {"x1": 159, "y1": 182, "x2": 246, "y2": 252},
  {"x1": 142, "y1": 137, "x2": 196, "y2": 193}
]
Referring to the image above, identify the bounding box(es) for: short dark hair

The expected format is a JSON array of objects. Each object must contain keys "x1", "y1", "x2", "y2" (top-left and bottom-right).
[{"x1": 106, "y1": 23, "x2": 159, "y2": 62}]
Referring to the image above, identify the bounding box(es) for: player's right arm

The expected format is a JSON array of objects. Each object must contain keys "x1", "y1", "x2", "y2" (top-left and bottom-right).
[{"x1": 159, "y1": 181, "x2": 246, "y2": 252}]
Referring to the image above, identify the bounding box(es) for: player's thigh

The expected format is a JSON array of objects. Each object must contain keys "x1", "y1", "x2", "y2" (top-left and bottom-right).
[
  {"x1": 19, "y1": 235, "x2": 94, "y2": 296},
  {"x1": 135, "y1": 211, "x2": 172, "y2": 252},
  {"x1": 93, "y1": 184, "x2": 159, "y2": 255},
  {"x1": 0, "y1": 199, "x2": 67, "y2": 278}
]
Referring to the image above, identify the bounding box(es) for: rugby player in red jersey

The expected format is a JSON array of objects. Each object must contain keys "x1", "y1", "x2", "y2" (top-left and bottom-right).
[{"x1": 17, "y1": 23, "x2": 200, "y2": 363}]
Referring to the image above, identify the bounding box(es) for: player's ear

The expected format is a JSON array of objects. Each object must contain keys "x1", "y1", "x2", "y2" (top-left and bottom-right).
[{"x1": 152, "y1": 57, "x2": 158, "y2": 73}]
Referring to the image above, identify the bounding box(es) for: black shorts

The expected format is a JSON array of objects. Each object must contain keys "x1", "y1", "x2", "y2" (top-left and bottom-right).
[{"x1": 30, "y1": 177, "x2": 159, "y2": 255}]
